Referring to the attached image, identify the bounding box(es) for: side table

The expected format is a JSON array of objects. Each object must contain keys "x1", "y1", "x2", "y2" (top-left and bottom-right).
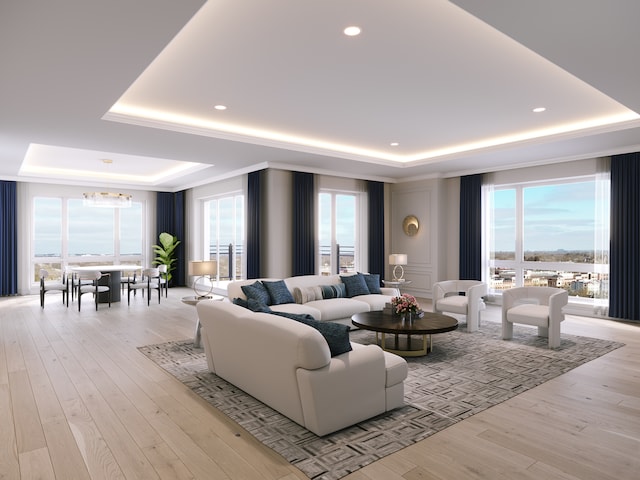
[
  {"x1": 382, "y1": 280, "x2": 412, "y2": 293},
  {"x1": 181, "y1": 295, "x2": 224, "y2": 347}
]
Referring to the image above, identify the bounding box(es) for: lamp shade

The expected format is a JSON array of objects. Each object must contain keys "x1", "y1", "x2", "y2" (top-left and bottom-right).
[
  {"x1": 388, "y1": 254, "x2": 408, "y2": 265},
  {"x1": 188, "y1": 260, "x2": 217, "y2": 276}
]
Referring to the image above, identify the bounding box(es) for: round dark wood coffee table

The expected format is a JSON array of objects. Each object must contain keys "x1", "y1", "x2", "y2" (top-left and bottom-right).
[{"x1": 351, "y1": 310, "x2": 458, "y2": 357}]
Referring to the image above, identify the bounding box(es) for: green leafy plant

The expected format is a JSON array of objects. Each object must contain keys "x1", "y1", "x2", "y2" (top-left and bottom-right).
[{"x1": 152, "y1": 232, "x2": 181, "y2": 284}]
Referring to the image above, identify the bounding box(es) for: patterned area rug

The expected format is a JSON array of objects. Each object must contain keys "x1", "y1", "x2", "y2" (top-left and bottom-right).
[{"x1": 139, "y1": 321, "x2": 623, "y2": 480}]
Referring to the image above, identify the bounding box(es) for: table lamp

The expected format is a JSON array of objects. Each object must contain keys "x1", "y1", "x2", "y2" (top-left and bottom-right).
[
  {"x1": 389, "y1": 254, "x2": 408, "y2": 281},
  {"x1": 188, "y1": 260, "x2": 217, "y2": 298}
]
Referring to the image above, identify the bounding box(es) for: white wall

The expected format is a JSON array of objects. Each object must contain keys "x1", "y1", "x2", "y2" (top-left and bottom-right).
[{"x1": 263, "y1": 169, "x2": 292, "y2": 278}]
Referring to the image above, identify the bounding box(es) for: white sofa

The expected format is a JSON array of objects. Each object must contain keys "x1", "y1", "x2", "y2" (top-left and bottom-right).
[
  {"x1": 196, "y1": 300, "x2": 408, "y2": 436},
  {"x1": 227, "y1": 274, "x2": 399, "y2": 326}
]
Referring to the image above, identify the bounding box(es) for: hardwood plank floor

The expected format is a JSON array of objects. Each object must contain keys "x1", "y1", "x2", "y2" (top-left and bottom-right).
[{"x1": 1, "y1": 289, "x2": 638, "y2": 479}]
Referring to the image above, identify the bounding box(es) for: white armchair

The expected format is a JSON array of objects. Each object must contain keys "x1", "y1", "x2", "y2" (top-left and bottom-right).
[
  {"x1": 433, "y1": 280, "x2": 487, "y2": 332},
  {"x1": 502, "y1": 286, "x2": 569, "y2": 348}
]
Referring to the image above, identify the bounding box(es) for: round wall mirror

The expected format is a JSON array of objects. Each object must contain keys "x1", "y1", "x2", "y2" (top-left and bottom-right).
[{"x1": 403, "y1": 215, "x2": 419, "y2": 236}]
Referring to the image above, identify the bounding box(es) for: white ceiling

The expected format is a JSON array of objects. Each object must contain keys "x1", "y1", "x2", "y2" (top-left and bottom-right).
[{"x1": 2, "y1": 0, "x2": 640, "y2": 191}]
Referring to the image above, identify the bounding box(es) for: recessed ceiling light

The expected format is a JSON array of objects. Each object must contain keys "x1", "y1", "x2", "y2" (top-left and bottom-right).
[
  {"x1": 344, "y1": 26, "x2": 361, "y2": 36},
  {"x1": 533, "y1": 107, "x2": 546, "y2": 113},
  {"x1": 390, "y1": 142, "x2": 399, "y2": 147},
  {"x1": 214, "y1": 105, "x2": 227, "y2": 111}
]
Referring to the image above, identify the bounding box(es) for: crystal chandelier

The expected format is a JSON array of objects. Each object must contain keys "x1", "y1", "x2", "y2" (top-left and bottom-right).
[{"x1": 82, "y1": 191, "x2": 132, "y2": 208}]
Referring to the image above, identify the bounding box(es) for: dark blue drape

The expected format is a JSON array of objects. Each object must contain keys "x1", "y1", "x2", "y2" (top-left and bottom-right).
[
  {"x1": 609, "y1": 154, "x2": 640, "y2": 321},
  {"x1": 368, "y1": 181, "x2": 385, "y2": 281},
  {"x1": 156, "y1": 191, "x2": 186, "y2": 286},
  {"x1": 459, "y1": 174, "x2": 483, "y2": 280},
  {"x1": 246, "y1": 170, "x2": 263, "y2": 279},
  {"x1": 0, "y1": 181, "x2": 18, "y2": 296},
  {"x1": 292, "y1": 172, "x2": 315, "y2": 276}
]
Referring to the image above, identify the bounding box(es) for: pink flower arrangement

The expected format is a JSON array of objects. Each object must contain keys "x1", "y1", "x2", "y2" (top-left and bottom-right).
[{"x1": 391, "y1": 293, "x2": 420, "y2": 315}]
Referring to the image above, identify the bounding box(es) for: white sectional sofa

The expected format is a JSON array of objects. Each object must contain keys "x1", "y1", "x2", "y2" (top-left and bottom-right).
[
  {"x1": 196, "y1": 300, "x2": 408, "y2": 436},
  {"x1": 227, "y1": 273, "x2": 399, "y2": 326}
]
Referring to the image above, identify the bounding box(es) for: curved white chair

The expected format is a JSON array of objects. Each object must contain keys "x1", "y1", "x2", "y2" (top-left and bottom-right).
[
  {"x1": 158, "y1": 264, "x2": 168, "y2": 297},
  {"x1": 433, "y1": 280, "x2": 487, "y2": 332},
  {"x1": 502, "y1": 286, "x2": 568, "y2": 348}
]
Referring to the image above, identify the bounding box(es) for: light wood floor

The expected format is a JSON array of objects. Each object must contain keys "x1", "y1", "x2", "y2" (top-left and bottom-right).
[{"x1": 1, "y1": 289, "x2": 639, "y2": 479}]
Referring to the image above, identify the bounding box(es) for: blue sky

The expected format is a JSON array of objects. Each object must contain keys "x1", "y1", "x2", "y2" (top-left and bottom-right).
[{"x1": 492, "y1": 181, "x2": 607, "y2": 252}]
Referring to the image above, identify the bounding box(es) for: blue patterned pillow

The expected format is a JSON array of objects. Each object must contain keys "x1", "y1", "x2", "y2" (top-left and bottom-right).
[
  {"x1": 340, "y1": 273, "x2": 370, "y2": 297},
  {"x1": 241, "y1": 281, "x2": 271, "y2": 305},
  {"x1": 320, "y1": 283, "x2": 347, "y2": 299},
  {"x1": 262, "y1": 280, "x2": 295, "y2": 305},
  {"x1": 360, "y1": 273, "x2": 382, "y2": 294}
]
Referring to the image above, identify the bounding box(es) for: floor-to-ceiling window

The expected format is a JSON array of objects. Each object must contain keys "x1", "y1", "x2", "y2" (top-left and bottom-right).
[
  {"x1": 32, "y1": 196, "x2": 144, "y2": 284},
  {"x1": 486, "y1": 176, "x2": 609, "y2": 312},
  {"x1": 203, "y1": 193, "x2": 244, "y2": 282},
  {"x1": 318, "y1": 191, "x2": 360, "y2": 275}
]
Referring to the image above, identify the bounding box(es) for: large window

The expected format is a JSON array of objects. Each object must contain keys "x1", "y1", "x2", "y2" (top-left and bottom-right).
[
  {"x1": 487, "y1": 177, "x2": 609, "y2": 307},
  {"x1": 203, "y1": 194, "x2": 244, "y2": 282},
  {"x1": 32, "y1": 196, "x2": 144, "y2": 284},
  {"x1": 318, "y1": 191, "x2": 359, "y2": 275}
]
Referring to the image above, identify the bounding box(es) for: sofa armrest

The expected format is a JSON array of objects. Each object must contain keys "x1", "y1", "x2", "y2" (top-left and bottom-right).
[
  {"x1": 296, "y1": 344, "x2": 388, "y2": 436},
  {"x1": 380, "y1": 287, "x2": 400, "y2": 296}
]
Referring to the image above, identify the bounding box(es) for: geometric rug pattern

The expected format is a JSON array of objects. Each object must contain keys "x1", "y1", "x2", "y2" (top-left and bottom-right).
[{"x1": 138, "y1": 321, "x2": 623, "y2": 480}]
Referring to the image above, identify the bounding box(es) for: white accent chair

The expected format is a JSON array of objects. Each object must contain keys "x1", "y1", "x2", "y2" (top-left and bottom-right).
[
  {"x1": 502, "y1": 286, "x2": 569, "y2": 348},
  {"x1": 158, "y1": 264, "x2": 168, "y2": 297},
  {"x1": 433, "y1": 280, "x2": 487, "y2": 332}
]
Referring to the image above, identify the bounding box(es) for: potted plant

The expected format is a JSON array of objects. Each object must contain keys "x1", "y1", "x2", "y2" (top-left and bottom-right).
[{"x1": 152, "y1": 232, "x2": 181, "y2": 285}]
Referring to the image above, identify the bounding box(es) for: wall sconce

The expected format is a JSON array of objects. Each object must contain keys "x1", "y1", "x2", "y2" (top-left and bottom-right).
[
  {"x1": 188, "y1": 260, "x2": 217, "y2": 298},
  {"x1": 389, "y1": 254, "x2": 408, "y2": 281},
  {"x1": 403, "y1": 215, "x2": 419, "y2": 236}
]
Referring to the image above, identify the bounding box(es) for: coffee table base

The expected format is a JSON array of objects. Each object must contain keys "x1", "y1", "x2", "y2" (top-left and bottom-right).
[{"x1": 375, "y1": 332, "x2": 432, "y2": 357}]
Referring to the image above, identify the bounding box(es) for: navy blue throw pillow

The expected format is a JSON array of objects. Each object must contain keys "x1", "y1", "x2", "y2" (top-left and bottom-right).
[
  {"x1": 320, "y1": 283, "x2": 347, "y2": 299},
  {"x1": 340, "y1": 273, "x2": 371, "y2": 297},
  {"x1": 275, "y1": 313, "x2": 352, "y2": 357},
  {"x1": 360, "y1": 273, "x2": 382, "y2": 294},
  {"x1": 241, "y1": 281, "x2": 271, "y2": 305},
  {"x1": 262, "y1": 280, "x2": 295, "y2": 305}
]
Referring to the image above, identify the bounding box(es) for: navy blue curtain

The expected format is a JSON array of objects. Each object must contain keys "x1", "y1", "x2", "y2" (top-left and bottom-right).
[
  {"x1": 156, "y1": 191, "x2": 186, "y2": 286},
  {"x1": 292, "y1": 172, "x2": 315, "y2": 276},
  {"x1": 459, "y1": 174, "x2": 483, "y2": 280},
  {"x1": 246, "y1": 170, "x2": 263, "y2": 279},
  {"x1": 609, "y1": 154, "x2": 640, "y2": 321},
  {"x1": 368, "y1": 181, "x2": 385, "y2": 281},
  {"x1": 0, "y1": 181, "x2": 18, "y2": 296}
]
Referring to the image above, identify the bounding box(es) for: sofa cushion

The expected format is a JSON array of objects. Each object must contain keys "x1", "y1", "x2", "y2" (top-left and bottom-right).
[
  {"x1": 241, "y1": 281, "x2": 271, "y2": 305},
  {"x1": 360, "y1": 273, "x2": 382, "y2": 294},
  {"x1": 262, "y1": 279, "x2": 295, "y2": 305},
  {"x1": 306, "y1": 297, "x2": 371, "y2": 321},
  {"x1": 320, "y1": 283, "x2": 347, "y2": 299},
  {"x1": 340, "y1": 273, "x2": 370, "y2": 297}
]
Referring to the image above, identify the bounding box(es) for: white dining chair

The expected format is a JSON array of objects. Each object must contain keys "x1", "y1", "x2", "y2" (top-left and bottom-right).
[
  {"x1": 77, "y1": 270, "x2": 111, "y2": 311},
  {"x1": 39, "y1": 269, "x2": 69, "y2": 308},
  {"x1": 127, "y1": 268, "x2": 162, "y2": 306}
]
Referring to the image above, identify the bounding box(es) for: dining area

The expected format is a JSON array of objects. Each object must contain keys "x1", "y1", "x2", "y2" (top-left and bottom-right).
[{"x1": 40, "y1": 263, "x2": 167, "y2": 311}]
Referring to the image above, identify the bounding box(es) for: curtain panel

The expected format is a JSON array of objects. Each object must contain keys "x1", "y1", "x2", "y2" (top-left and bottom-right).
[
  {"x1": 292, "y1": 172, "x2": 315, "y2": 276},
  {"x1": 246, "y1": 170, "x2": 263, "y2": 279},
  {"x1": 0, "y1": 181, "x2": 18, "y2": 295},
  {"x1": 156, "y1": 191, "x2": 186, "y2": 286},
  {"x1": 459, "y1": 174, "x2": 483, "y2": 280},
  {"x1": 609, "y1": 154, "x2": 640, "y2": 321},
  {"x1": 368, "y1": 181, "x2": 385, "y2": 281}
]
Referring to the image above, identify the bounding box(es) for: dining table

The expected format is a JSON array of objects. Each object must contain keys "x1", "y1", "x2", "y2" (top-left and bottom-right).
[{"x1": 69, "y1": 264, "x2": 143, "y2": 303}]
